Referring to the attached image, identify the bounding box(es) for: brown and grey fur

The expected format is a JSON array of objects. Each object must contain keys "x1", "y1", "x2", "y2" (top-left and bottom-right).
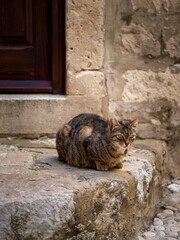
[{"x1": 56, "y1": 113, "x2": 138, "y2": 171}]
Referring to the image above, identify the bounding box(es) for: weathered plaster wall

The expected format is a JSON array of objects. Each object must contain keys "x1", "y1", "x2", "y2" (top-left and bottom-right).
[{"x1": 104, "y1": 0, "x2": 180, "y2": 142}]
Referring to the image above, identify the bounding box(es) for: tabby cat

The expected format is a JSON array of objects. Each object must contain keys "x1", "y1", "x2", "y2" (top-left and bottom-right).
[{"x1": 56, "y1": 113, "x2": 138, "y2": 171}]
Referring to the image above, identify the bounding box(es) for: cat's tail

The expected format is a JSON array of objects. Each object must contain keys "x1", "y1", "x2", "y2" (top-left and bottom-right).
[{"x1": 56, "y1": 124, "x2": 71, "y2": 162}]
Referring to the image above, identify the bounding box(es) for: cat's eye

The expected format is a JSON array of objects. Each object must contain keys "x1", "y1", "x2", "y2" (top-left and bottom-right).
[
  {"x1": 117, "y1": 135, "x2": 124, "y2": 140},
  {"x1": 130, "y1": 136, "x2": 136, "y2": 141}
]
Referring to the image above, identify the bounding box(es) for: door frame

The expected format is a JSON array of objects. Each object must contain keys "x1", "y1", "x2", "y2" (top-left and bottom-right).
[
  {"x1": 0, "y1": 0, "x2": 65, "y2": 94},
  {"x1": 52, "y1": 0, "x2": 65, "y2": 94}
]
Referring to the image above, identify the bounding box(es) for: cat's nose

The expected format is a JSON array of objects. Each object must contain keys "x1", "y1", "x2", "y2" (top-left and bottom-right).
[{"x1": 125, "y1": 141, "x2": 129, "y2": 147}]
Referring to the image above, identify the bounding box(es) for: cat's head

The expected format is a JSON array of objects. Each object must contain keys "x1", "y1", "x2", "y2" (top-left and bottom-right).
[{"x1": 108, "y1": 118, "x2": 138, "y2": 149}]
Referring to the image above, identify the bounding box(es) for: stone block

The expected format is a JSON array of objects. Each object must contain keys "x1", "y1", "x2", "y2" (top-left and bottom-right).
[
  {"x1": 131, "y1": 0, "x2": 160, "y2": 13},
  {"x1": 121, "y1": 69, "x2": 180, "y2": 103},
  {"x1": 165, "y1": 30, "x2": 180, "y2": 59},
  {"x1": 120, "y1": 23, "x2": 161, "y2": 57},
  {"x1": 131, "y1": 0, "x2": 180, "y2": 13},
  {"x1": 0, "y1": 139, "x2": 170, "y2": 239},
  {"x1": 66, "y1": 70, "x2": 106, "y2": 96},
  {"x1": 0, "y1": 95, "x2": 104, "y2": 136},
  {"x1": 66, "y1": 0, "x2": 105, "y2": 72}
]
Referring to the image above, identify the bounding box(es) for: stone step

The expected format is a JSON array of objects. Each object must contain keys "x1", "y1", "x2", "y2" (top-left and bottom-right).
[
  {"x1": 0, "y1": 95, "x2": 104, "y2": 138},
  {"x1": 0, "y1": 139, "x2": 171, "y2": 240}
]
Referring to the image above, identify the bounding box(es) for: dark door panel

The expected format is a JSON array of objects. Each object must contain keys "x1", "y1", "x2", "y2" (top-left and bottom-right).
[
  {"x1": 0, "y1": 47, "x2": 34, "y2": 80},
  {"x1": 0, "y1": 0, "x2": 26, "y2": 37},
  {"x1": 0, "y1": 0, "x2": 64, "y2": 93}
]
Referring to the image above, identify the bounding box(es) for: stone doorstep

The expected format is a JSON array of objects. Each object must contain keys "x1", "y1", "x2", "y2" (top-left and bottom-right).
[
  {"x1": 0, "y1": 95, "x2": 105, "y2": 137},
  {"x1": 0, "y1": 140, "x2": 169, "y2": 240}
]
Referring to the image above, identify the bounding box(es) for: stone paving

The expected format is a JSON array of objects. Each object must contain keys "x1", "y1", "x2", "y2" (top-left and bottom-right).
[{"x1": 138, "y1": 179, "x2": 180, "y2": 240}]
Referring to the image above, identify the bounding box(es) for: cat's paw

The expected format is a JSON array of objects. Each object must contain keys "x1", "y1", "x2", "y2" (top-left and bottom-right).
[
  {"x1": 116, "y1": 161, "x2": 123, "y2": 169},
  {"x1": 95, "y1": 161, "x2": 109, "y2": 171},
  {"x1": 124, "y1": 149, "x2": 129, "y2": 156},
  {"x1": 99, "y1": 165, "x2": 109, "y2": 171}
]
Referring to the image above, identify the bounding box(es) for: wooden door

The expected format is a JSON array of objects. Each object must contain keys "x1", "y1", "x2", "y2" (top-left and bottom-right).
[{"x1": 0, "y1": 0, "x2": 65, "y2": 93}]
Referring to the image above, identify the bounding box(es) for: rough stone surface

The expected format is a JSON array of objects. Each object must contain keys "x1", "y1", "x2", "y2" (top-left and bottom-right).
[
  {"x1": 154, "y1": 225, "x2": 165, "y2": 231},
  {"x1": 120, "y1": 23, "x2": 161, "y2": 57},
  {"x1": 65, "y1": 0, "x2": 106, "y2": 99},
  {"x1": 142, "y1": 231, "x2": 156, "y2": 238},
  {"x1": 66, "y1": 0, "x2": 105, "y2": 72},
  {"x1": 153, "y1": 218, "x2": 164, "y2": 226},
  {"x1": 165, "y1": 30, "x2": 180, "y2": 58},
  {"x1": 105, "y1": 2, "x2": 180, "y2": 175},
  {"x1": 121, "y1": 69, "x2": 180, "y2": 103},
  {"x1": 168, "y1": 184, "x2": 180, "y2": 193},
  {"x1": 104, "y1": 0, "x2": 180, "y2": 178},
  {"x1": 138, "y1": 179, "x2": 180, "y2": 240},
  {"x1": 66, "y1": 71, "x2": 106, "y2": 96},
  {"x1": 131, "y1": 0, "x2": 180, "y2": 13},
  {"x1": 0, "y1": 139, "x2": 170, "y2": 240}
]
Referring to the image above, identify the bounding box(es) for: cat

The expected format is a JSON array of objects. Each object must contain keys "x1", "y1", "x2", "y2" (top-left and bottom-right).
[{"x1": 56, "y1": 113, "x2": 138, "y2": 171}]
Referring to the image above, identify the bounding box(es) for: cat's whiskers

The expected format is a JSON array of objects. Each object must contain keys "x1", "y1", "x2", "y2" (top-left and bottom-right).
[{"x1": 120, "y1": 145, "x2": 128, "y2": 149}]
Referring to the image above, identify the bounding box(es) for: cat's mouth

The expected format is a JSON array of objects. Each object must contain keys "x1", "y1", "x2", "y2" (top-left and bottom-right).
[
  {"x1": 111, "y1": 142, "x2": 129, "y2": 150},
  {"x1": 119, "y1": 144, "x2": 129, "y2": 149}
]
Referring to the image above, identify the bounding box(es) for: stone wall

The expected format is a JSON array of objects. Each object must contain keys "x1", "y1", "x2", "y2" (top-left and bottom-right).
[
  {"x1": 104, "y1": 0, "x2": 180, "y2": 176},
  {"x1": 66, "y1": 0, "x2": 107, "y2": 112},
  {"x1": 104, "y1": 0, "x2": 180, "y2": 142},
  {"x1": 65, "y1": 0, "x2": 180, "y2": 143},
  {"x1": 64, "y1": 0, "x2": 179, "y2": 177}
]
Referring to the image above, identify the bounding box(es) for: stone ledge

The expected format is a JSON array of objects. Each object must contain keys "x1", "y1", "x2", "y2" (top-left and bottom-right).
[
  {"x1": 0, "y1": 94, "x2": 106, "y2": 137},
  {"x1": 0, "y1": 140, "x2": 170, "y2": 240}
]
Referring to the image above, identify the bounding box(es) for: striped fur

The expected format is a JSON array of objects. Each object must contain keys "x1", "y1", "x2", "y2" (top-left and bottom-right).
[{"x1": 56, "y1": 113, "x2": 138, "y2": 171}]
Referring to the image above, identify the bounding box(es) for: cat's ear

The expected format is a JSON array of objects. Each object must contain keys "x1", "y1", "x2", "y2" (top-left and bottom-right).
[
  {"x1": 130, "y1": 119, "x2": 139, "y2": 128},
  {"x1": 120, "y1": 121, "x2": 126, "y2": 125},
  {"x1": 109, "y1": 118, "x2": 120, "y2": 130}
]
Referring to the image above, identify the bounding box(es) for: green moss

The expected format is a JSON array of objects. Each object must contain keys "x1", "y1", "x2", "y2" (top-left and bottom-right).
[
  {"x1": 24, "y1": 236, "x2": 37, "y2": 240},
  {"x1": 136, "y1": 137, "x2": 145, "y2": 140},
  {"x1": 28, "y1": 154, "x2": 50, "y2": 171},
  {"x1": 11, "y1": 212, "x2": 30, "y2": 240},
  {"x1": 94, "y1": 201, "x2": 103, "y2": 215}
]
